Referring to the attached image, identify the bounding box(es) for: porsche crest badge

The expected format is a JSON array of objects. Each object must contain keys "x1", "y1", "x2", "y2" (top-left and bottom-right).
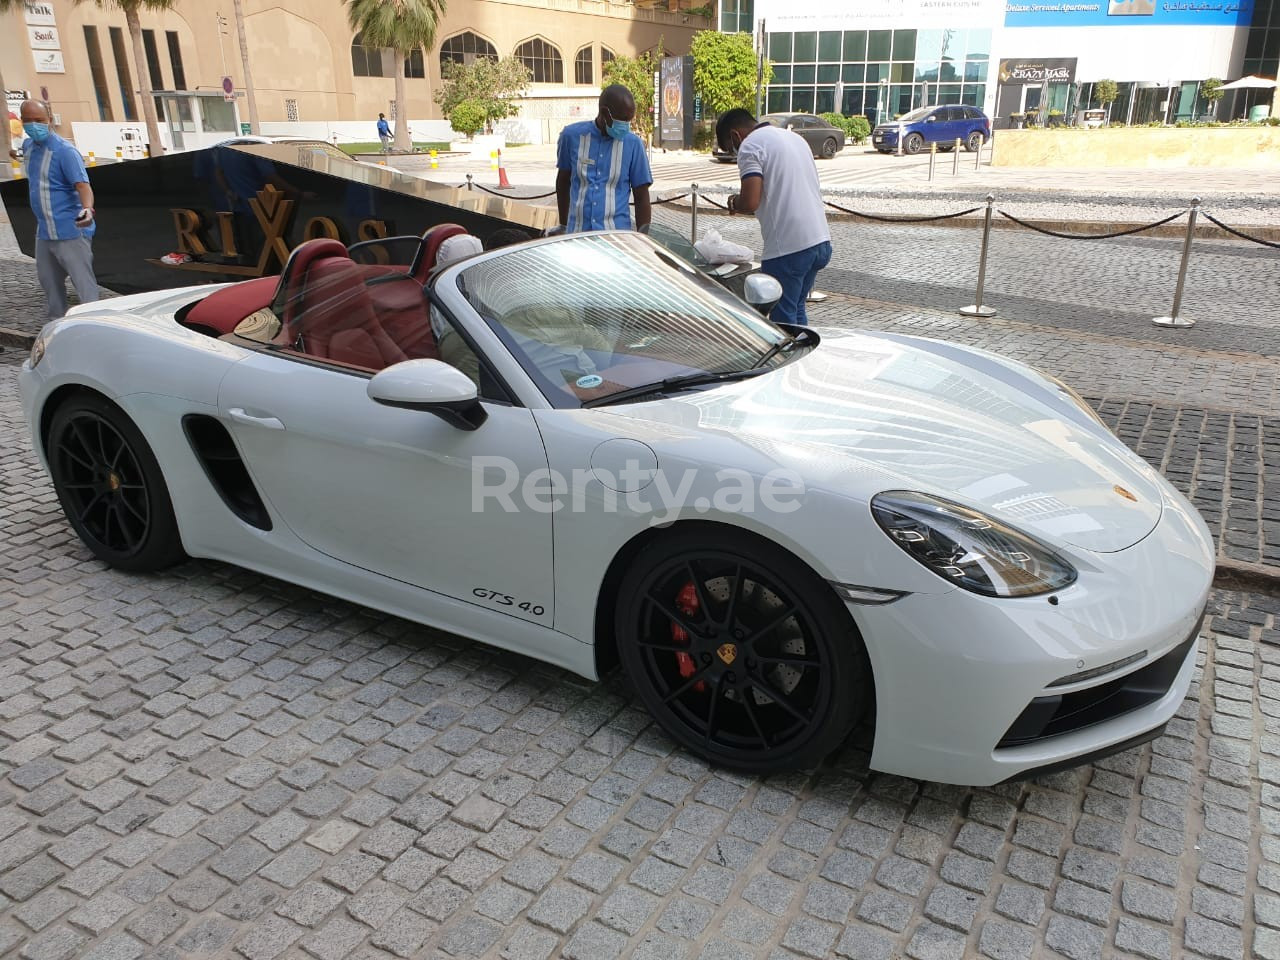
[
  {"x1": 1113, "y1": 485, "x2": 1137, "y2": 502},
  {"x1": 716, "y1": 643, "x2": 738, "y2": 666}
]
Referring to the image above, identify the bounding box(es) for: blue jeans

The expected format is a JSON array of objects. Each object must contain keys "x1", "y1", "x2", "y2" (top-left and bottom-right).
[{"x1": 761, "y1": 241, "x2": 832, "y2": 326}]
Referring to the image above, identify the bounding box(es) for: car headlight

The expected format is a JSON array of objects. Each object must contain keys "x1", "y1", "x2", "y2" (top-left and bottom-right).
[
  {"x1": 29, "y1": 333, "x2": 46, "y2": 368},
  {"x1": 871, "y1": 491, "x2": 1077, "y2": 598}
]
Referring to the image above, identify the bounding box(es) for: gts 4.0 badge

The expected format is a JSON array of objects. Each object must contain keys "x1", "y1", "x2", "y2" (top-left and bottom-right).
[{"x1": 473, "y1": 587, "x2": 546, "y2": 618}]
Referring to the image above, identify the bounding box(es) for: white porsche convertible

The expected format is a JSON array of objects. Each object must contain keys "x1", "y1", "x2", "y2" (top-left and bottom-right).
[{"x1": 19, "y1": 230, "x2": 1214, "y2": 786}]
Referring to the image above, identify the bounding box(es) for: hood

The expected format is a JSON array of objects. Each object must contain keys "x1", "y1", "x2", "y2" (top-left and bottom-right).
[
  {"x1": 597, "y1": 328, "x2": 1163, "y2": 554},
  {"x1": 66, "y1": 284, "x2": 225, "y2": 323}
]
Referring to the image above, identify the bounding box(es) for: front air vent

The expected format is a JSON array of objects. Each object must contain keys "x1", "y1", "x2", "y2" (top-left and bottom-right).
[{"x1": 182, "y1": 415, "x2": 272, "y2": 530}]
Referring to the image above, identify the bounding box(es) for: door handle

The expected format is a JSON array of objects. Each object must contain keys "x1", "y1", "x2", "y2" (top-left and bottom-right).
[{"x1": 227, "y1": 408, "x2": 285, "y2": 430}]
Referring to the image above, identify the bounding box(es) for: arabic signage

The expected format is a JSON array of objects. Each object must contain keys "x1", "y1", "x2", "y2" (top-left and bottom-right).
[
  {"x1": 23, "y1": 1, "x2": 55, "y2": 25},
  {"x1": 1004, "y1": 0, "x2": 1254, "y2": 27},
  {"x1": 997, "y1": 57, "x2": 1078, "y2": 83}
]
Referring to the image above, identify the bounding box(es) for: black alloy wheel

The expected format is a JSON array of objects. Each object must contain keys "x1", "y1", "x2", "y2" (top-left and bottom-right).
[
  {"x1": 820, "y1": 137, "x2": 838, "y2": 159},
  {"x1": 903, "y1": 133, "x2": 925, "y2": 155},
  {"x1": 966, "y1": 131, "x2": 984, "y2": 153},
  {"x1": 617, "y1": 529, "x2": 869, "y2": 772},
  {"x1": 47, "y1": 394, "x2": 185, "y2": 571}
]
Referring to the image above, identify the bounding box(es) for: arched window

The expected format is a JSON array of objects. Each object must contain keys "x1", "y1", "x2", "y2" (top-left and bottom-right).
[
  {"x1": 440, "y1": 31, "x2": 497, "y2": 69},
  {"x1": 515, "y1": 37, "x2": 563, "y2": 84},
  {"x1": 351, "y1": 32, "x2": 389, "y2": 78},
  {"x1": 601, "y1": 47, "x2": 616, "y2": 68},
  {"x1": 574, "y1": 45, "x2": 593, "y2": 85}
]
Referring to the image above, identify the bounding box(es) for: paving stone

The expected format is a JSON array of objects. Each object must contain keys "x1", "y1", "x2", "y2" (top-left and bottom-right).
[
  {"x1": 1115, "y1": 917, "x2": 1172, "y2": 960},
  {"x1": 906, "y1": 920, "x2": 969, "y2": 960},
  {"x1": 978, "y1": 920, "x2": 1036, "y2": 960},
  {"x1": 857, "y1": 889, "x2": 914, "y2": 933},
  {"x1": 527, "y1": 881, "x2": 592, "y2": 934},
  {"x1": 1044, "y1": 915, "x2": 1106, "y2": 960}
]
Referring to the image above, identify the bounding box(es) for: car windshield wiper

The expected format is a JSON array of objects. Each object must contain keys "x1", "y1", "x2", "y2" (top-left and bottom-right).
[{"x1": 581, "y1": 366, "x2": 771, "y2": 409}]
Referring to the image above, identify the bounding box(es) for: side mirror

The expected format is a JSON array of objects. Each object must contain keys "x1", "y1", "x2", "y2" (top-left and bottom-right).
[
  {"x1": 367, "y1": 359, "x2": 488, "y2": 431},
  {"x1": 743, "y1": 273, "x2": 784, "y2": 316},
  {"x1": 925, "y1": 115, "x2": 937, "y2": 123}
]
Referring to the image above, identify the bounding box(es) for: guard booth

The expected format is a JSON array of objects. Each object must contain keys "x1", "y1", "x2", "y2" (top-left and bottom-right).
[{"x1": 157, "y1": 90, "x2": 241, "y2": 151}]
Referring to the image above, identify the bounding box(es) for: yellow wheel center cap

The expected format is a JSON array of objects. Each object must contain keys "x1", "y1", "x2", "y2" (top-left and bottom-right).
[
  {"x1": 716, "y1": 643, "x2": 738, "y2": 666},
  {"x1": 107, "y1": 472, "x2": 121, "y2": 492}
]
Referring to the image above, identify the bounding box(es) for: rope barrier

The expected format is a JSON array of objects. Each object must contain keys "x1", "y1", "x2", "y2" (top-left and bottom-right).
[
  {"x1": 997, "y1": 209, "x2": 1185, "y2": 240},
  {"x1": 468, "y1": 181, "x2": 557, "y2": 200},
  {"x1": 823, "y1": 200, "x2": 983, "y2": 223},
  {"x1": 1201, "y1": 211, "x2": 1280, "y2": 250},
  {"x1": 650, "y1": 194, "x2": 690, "y2": 206},
  {"x1": 700, "y1": 195, "x2": 730, "y2": 211}
]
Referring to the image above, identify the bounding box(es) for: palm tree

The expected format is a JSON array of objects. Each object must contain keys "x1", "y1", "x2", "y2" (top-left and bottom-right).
[
  {"x1": 75, "y1": 1, "x2": 177, "y2": 156},
  {"x1": 344, "y1": 0, "x2": 446, "y2": 153},
  {"x1": 232, "y1": 0, "x2": 261, "y2": 134}
]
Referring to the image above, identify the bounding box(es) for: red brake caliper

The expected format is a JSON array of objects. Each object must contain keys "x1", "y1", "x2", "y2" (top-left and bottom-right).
[{"x1": 671, "y1": 581, "x2": 706, "y2": 692}]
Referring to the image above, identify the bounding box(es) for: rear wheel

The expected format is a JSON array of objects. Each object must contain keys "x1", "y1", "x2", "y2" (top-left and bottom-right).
[
  {"x1": 616, "y1": 528, "x2": 870, "y2": 773},
  {"x1": 47, "y1": 394, "x2": 186, "y2": 572},
  {"x1": 903, "y1": 133, "x2": 925, "y2": 155},
  {"x1": 966, "y1": 131, "x2": 985, "y2": 153},
  {"x1": 820, "y1": 137, "x2": 838, "y2": 159}
]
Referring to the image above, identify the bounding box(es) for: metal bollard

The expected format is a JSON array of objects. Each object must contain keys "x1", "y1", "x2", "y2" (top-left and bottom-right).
[
  {"x1": 690, "y1": 183, "x2": 700, "y2": 244},
  {"x1": 1152, "y1": 198, "x2": 1200, "y2": 328},
  {"x1": 974, "y1": 136, "x2": 983, "y2": 171},
  {"x1": 928, "y1": 142, "x2": 936, "y2": 181},
  {"x1": 952, "y1": 138, "x2": 961, "y2": 175},
  {"x1": 959, "y1": 194, "x2": 997, "y2": 318},
  {"x1": 895, "y1": 124, "x2": 903, "y2": 158},
  {"x1": 466, "y1": 173, "x2": 473, "y2": 191}
]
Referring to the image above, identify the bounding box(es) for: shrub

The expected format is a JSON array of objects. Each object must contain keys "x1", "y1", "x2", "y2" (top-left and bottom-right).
[
  {"x1": 448, "y1": 99, "x2": 487, "y2": 137},
  {"x1": 819, "y1": 112, "x2": 872, "y2": 144}
]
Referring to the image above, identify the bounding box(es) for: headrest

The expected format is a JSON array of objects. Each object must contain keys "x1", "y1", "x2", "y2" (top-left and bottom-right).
[
  {"x1": 291, "y1": 258, "x2": 376, "y2": 335},
  {"x1": 412, "y1": 223, "x2": 468, "y2": 279},
  {"x1": 437, "y1": 234, "x2": 483, "y2": 266},
  {"x1": 274, "y1": 238, "x2": 350, "y2": 323}
]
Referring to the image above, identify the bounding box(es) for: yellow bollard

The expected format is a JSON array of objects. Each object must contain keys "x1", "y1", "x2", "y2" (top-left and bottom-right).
[
  {"x1": 87, "y1": 151, "x2": 96, "y2": 166},
  {"x1": 490, "y1": 149, "x2": 498, "y2": 170},
  {"x1": 115, "y1": 145, "x2": 122, "y2": 161},
  {"x1": 11, "y1": 158, "x2": 23, "y2": 179},
  {"x1": 429, "y1": 148, "x2": 438, "y2": 170}
]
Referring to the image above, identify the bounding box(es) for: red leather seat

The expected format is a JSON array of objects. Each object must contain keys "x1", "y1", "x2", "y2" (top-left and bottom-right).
[
  {"x1": 181, "y1": 276, "x2": 278, "y2": 336},
  {"x1": 289, "y1": 257, "x2": 410, "y2": 370},
  {"x1": 367, "y1": 275, "x2": 438, "y2": 360}
]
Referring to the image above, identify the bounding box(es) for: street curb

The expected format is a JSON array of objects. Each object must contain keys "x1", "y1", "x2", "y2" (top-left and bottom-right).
[
  {"x1": 1213, "y1": 558, "x2": 1280, "y2": 596},
  {"x1": 0, "y1": 326, "x2": 34, "y2": 350}
]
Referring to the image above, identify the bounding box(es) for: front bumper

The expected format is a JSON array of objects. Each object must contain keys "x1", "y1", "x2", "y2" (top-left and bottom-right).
[
  {"x1": 851, "y1": 490, "x2": 1212, "y2": 786},
  {"x1": 871, "y1": 127, "x2": 901, "y2": 148}
]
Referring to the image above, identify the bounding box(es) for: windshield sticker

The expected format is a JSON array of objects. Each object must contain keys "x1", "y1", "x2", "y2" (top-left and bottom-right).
[{"x1": 576, "y1": 374, "x2": 604, "y2": 389}]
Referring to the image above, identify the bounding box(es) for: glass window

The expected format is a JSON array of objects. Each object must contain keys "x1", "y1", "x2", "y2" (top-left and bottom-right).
[
  {"x1": 961, "y1": 86, "x2": 985, "y2": 107},
  {"x1": 405, "y1": 48, "x2": 425, "y2": 79},
  {"x1": 936, "y1": 86, "x2": 962, "y2": 105},
  {"x1": 916, "y1": 62, "x2": 940, "y2": 83},
  {"x1": 601, "y1": 47, "x2": 615, "y2": 68},
  {"x1": 815, "y1": 88, "x2": 835, "y2": 113},
  {"x1": 966, "y1": 29, "x2": 991, "y2": 59},
  {"x1": 892, "y1": 30, "x2": 916, "y2": 61},
  {"x1": 792, "y1": 64, "x2": 815, "y2": 84},
  {"x1": 767, "y1": 87, "x2": 789, "y2": 112},
  {"x1": 109, "y1": 27, "x2": 138, "y2": 121},
  {"x1": 790, "y1": 87, "x2": 815, "y2": 113},
  {"x1": 771, "y1": 65, "x2": 791, "y2": 84},
  {"x1": 939, "y1": 59, "x2": 960, "y2": 83},
  {"x1": 768, "y1": 32, "x2": 792, "y2": 62},
  {"x1": 964, "y1": 59, "x2": 988, "y2": 83},
  {"x1": 844, "y1": 30, "x2": 866, "y2": 61},
  {"x1": 456, "y1": 234, "x2": 784, "y2": 409},
  {"x1": 867, "y1": 30, "x2": 891, "y2": 61},
  {"x1": 793, "y1": 31, "x2": 817, "y2": 61},
  {"x1": 819, "y1": 31, "x2": 841, "y2": 61},
  {"x1": 141, "y1": 29, "x2": 164, "y2": 89},
  {"x1": 200, "y1": 97, "x2": 236, "y2": 133},
  {"x1": 166, "y1": 31, "x2": 187, "y2": 90},
  {"x1": 817, "y1": 64, "x2": 839, "y2": 84},
  {"x1": 842, "y1": 86, "x2": 865, "y2": 116},
  {"x1": 515, "y1": 38, "x2": 564, "y2": 84},
  {"x1": 351, "y1": 32, "x2": 386, "y2": 77},
  {"x1": 891, "y1": 62, "x2": 913, "y2": 83},
  {"x1": 575, "y1": 46, "x2": 593, "y2": 85},
  {"x1": 440, "y1": 31, "x2": 498, "y2": 68},
  {"x1": 83, "y1": 27, "x2": 114, "y2": 122},
  {"x1": 916, "y1": 29, "x2": 943, "y2": 63},
  {"x1": 842, "y1": 63, "x2": 865, "y2": 83},
  {"x1": 865, "y1": 63, "x2": 887, "y2": 83}
]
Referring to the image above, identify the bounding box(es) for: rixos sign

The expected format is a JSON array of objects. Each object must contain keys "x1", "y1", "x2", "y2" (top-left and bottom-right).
[{"x1": 162, "y1": 184, "x2": 391, "y2": 278}]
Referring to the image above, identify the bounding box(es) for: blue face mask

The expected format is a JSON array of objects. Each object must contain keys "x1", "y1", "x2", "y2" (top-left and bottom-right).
[
  {"x1": 607, "y1": 119, "x2": 631, "y2": 140},
  {"x1": 23, "y1": 121, "x2": 50, "y2": 143}
]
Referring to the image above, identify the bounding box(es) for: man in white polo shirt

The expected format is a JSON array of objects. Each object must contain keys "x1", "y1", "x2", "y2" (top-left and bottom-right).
[{"x1": 717, "y1": 108, "x2": 831, "y2": 326}]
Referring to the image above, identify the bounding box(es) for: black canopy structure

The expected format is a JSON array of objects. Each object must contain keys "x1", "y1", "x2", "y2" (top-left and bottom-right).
[{"x1": 1, "y1": 141, "x2": 558, "y2": 294}]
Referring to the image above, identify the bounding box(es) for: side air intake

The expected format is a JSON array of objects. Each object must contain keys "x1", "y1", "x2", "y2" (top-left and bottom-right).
[{"x1": 182, "y1": 415, "x2": 272, "y2": 531}]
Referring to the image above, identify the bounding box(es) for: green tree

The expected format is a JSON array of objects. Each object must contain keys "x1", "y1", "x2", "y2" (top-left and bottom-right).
[
  {"x1": 602, "y1": 43, "x2": 663, "y2": 143},
  {"x1": 344, "y1": 0, "x2": 447, "y2": 153},
  {"x1": 1201, "y1": 77, "x2": 1224, "y2": 119},
  {"x1": 435, "y1": 56, "x2": 531, "y2": 132},
  {"x1": 448, "y1": 99, "x2": 486, "y2": 136},
  {"x1": 820, "y1": 112, "x2": 871, "y2": 145},
  {"x1": 689, "y1": 30, "x2": 770, "y2": 117},
  {"x1": 1094, "y1": 78, "x2": 1119, "y2": 124}
]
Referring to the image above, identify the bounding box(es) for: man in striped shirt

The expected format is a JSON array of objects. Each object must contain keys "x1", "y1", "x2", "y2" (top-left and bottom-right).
[
  {"x1": 555, "y1": 85, "x2": 652, "y2": 234},
  {"x1": 14, "y1": 100, "x2": 98, "y2": 319}
]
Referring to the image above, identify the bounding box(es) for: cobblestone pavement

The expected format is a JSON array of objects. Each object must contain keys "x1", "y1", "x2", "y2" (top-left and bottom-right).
[{"x1": 2, "y1": 352, "x2": 1280, "y2": 960}]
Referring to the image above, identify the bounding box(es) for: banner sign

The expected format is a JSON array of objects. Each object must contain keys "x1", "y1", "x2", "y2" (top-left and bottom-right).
[
  {"x1": 23, "y1": 1, "x2": 55, "y2": 25},
  {"x1": 27, "y1": 25, "x2": 59, "y2": 50},
  {"x1": 33, "y1": 50, "x2": 65, "y2": 74},
  {"x1": 997, "y1": 57, "x2": 1078, "y2": 84},
  {"x1": 660, "y1": 56, "x2": 685, "y2": 144},
  {"x1": 1004, "y1": 0, "x2": 1254, "y2": 27}
]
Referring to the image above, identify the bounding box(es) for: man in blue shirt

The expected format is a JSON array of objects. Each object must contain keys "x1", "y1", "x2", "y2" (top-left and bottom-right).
[
  {"x1": 555, "y1": 85, "x2": 652, "y2": 233},
  {"x1": 14, "y1": 100, "x2": 98, "y2": 320},
  {"x1": 377, "y1": 113, "x2": 391, "y2": 153}
]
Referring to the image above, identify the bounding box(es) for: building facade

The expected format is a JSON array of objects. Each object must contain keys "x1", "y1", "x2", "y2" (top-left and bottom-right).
[
  {"x1": 3, "y1": 0, "x2": 707, "y2": 147},
  {"x1": 752, "y1": 0, "x2": 1262, "y2": 126}
]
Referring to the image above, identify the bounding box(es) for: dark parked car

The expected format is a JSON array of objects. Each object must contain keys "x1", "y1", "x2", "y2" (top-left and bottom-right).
[
  {"x1": 712, "y1": 113, "x2": 847, "y2": 162},
  {"x1": 872, "y1": 105, "x2": 991, "y2": 155}
]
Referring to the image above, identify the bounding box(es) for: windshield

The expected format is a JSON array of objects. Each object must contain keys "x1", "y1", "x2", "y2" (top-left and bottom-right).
[
  {"x1": 455, "y1": 232, "x2": 786, "y2": 408},
  {"x1": 897, "y1": 107, "x2": 934, "y2": 122}
]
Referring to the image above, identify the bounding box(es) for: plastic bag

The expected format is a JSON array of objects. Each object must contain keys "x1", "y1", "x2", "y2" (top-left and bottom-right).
[{"x1": 694, "y1": 228, "x2": 753, "y2": 265}]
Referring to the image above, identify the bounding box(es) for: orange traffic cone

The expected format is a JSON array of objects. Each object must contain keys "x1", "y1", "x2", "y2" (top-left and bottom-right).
[{"x1": 496, "y1": 149, "x2": 512, "y2": 190}]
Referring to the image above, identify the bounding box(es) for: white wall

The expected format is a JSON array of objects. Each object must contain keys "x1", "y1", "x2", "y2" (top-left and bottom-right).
[
  {"x1": 260, "y1": 119, "x2": 455, "y2": 145},
  {"x1": 993, "y1": 25, "x2": 1245, "y2": 82}
]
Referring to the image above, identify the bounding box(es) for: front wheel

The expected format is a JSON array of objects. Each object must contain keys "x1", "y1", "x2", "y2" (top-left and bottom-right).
[
  {"x1": 47, "y1": 393, "x2": 186, "y2": 572},
  {"x1": 616, "y1": 528, "x2": 870, "y2": 773},
  {"x1": 966, "y1": 131, "x2": 985, "y2": 153},
  {"x1": 820, "y1": 137, "x2": 838, "y2": 159},
  {"x1": 903, "y1": 133, "x2": 925, "y2": 155}
]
